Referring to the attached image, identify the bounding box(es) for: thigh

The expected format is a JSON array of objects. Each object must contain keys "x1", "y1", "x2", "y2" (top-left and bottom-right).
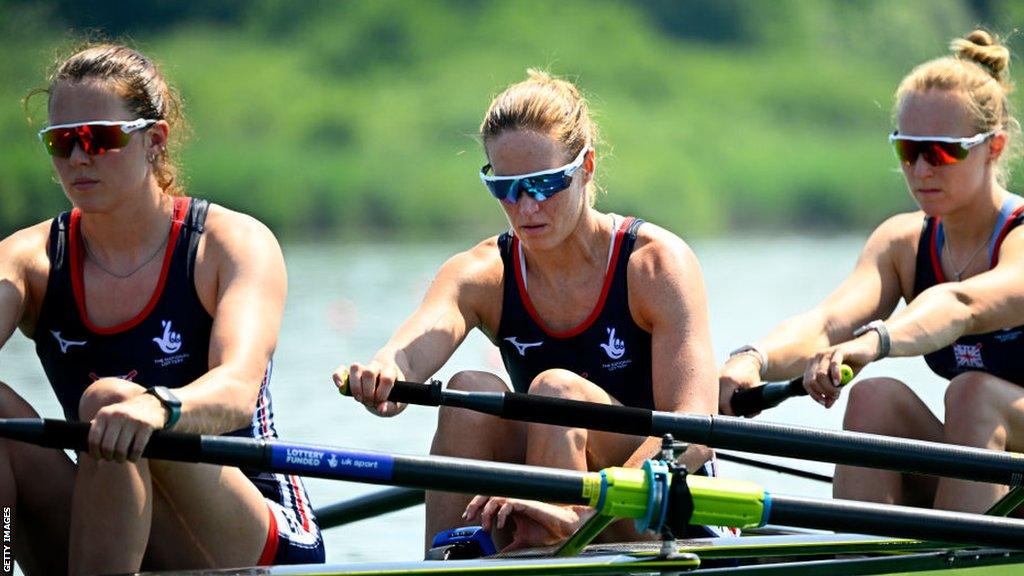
[
  {"x1": 944, "y1": 371, "x2": 1024, "y2": 451},
  {"x1": 142, "y1": 461, "x2": 272, "y2": 570},
  {"x1": 0, "y1": 381, "x2": 75, "y2": 575},
  {"x1": 839, "y1": 377, "x2": 943, "y2": 507},
  {"x1": 438, "y1": 371, "x2": 528, "y2": 463},
  {"x1": 527, "y1": 370, "x2": 645, "y2": 470},
  {"x1": 843, "y1": 377, "x2": 944, "y2": 438}
]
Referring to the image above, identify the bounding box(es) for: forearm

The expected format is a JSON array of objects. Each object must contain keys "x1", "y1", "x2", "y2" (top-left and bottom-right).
[
  {"x1": 371, "y1": 313, "x2": 469, "y2": 382},
  {"x1": 170, "y1": 366, "x2": 263, "y2": 434},
  {"x1": 886, "y1": 284, "x2": 972, "y2": 358},
  {"x1": 752, "y1": 310, "x2": 836, "y2": 379}
]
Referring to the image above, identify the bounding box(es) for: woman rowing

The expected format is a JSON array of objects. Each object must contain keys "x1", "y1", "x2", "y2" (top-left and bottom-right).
[
  {"x1": 336, "y1": 70, "x2": 720, "y2": 550},
  {"x1": 719, "y1": 30, "x2": 1023, "y2": 512},
  {"x1": 0, "y1": 44, "x2": 323, "y2": 574}
]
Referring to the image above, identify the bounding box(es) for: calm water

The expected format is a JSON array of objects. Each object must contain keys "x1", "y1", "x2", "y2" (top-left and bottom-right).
[{"x1": 0, "y1": 236, "x2": 948, "y2": 565}]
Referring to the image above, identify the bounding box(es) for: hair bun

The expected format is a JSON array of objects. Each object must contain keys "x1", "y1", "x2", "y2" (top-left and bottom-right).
[{"x1": 950, "y1": 29, "x2": 1011, "y2": 85}]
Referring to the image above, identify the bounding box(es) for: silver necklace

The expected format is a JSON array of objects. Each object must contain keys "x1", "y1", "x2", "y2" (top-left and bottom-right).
[
  {"x1": 82, "y1": 230, "x2": 170, "y2": 279},
  {"x1": 944, "y1": 235, "x2": 988, "y2": 281}
]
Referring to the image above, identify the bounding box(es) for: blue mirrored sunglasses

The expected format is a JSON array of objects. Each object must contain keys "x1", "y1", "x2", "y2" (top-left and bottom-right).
[{"x1": 479, "y1": 146, "x2": 590, "y2": 203}]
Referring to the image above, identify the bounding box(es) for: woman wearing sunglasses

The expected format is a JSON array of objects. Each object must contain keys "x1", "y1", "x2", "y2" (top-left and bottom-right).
[
  {"x1": 719, "y1": 30, "x2": 1023, "y2": 512},
  {"x1": 0, "y1": 44, "x2": 323, "y2": 573},
  {"x1": 336, "y1": 70, "x2": 719, "y2": 551}
]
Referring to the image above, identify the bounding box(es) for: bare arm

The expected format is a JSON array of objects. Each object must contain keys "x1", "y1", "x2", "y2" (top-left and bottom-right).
[
  {"x1": 335, "y1": 238, "x2": 501, "y2": 416},
  {"x1": 0, "y1": 227, "x2": 42, "y2": 354},
  {"x1": 0, "y1": 223, "x2": 54, "y2": 354},
  {"x1": 80, "y1": 206, "x2": 290, "y2": 461},
  {"x1": 623, "y1": 226, "x2": 717, "y2": 469},
  {"x1": 718, "y1": 214, "x2": 913, "y2": 413},
  {"x1": 829, "y1": 227, "x2": 1024, "y2": 369},
  {"x1": 167, "y1": 207, "x2": 288, "y2": 433}
]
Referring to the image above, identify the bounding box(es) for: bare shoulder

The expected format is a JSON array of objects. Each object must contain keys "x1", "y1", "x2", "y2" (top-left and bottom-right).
[
  {"x1": 628, "y1": 221, "x2": 700, "y2": 283},
  {"x1": 869, "y1": 211, "x2": 925, "y2": 248},
  {"x1": 0, "y1": 220, "x2": 54, "y2": 330},
  {"x1": 437, "y1": 235, "x2": 504, "y2": 291},
  {"x1": 860, "y1": 211, "x2": 926, "y2": 279},
  {"x1": 0, "y1": 220, "x2": 54, "y2": 284},
  {"x1": 200, "y1": 203, "x2": 281, "y2": 258}
]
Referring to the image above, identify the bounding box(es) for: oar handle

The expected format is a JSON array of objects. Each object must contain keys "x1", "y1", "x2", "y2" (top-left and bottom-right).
[
  {"x1": 336, "y1": 372, "x2": 442, "y2": 406},
  {"x1": 730, "y1": 364, "x2": 853, "y2": 417}
]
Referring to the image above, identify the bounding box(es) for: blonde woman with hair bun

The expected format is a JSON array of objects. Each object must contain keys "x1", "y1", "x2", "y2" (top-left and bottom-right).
[
  {"x1": 336, "y1": 70, "x2": 722, "y2": 551},
  {"x1": 719, "y1": 30, "x2": 1024, "y2": 513}
]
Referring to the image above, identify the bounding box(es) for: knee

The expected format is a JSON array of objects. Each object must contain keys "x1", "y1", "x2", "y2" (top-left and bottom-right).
[
  {"x1": 843, "y1": 377, "x2": 905, "y2": 431},
  {"x1": 435, "y1": 371, "x2": 506, "y2": 431},
  {"x1": 944, "y1": 371, "x2": 995, "y2": 416},
  {"x1": 0, "y1": 380, "x2": 39, "y2": 418},
  {"x1": 944, "y1": 371, "x2": 1004, "y2": 436},
  {"x1": 528, "y1": 369, "x2": 587, "y2": 400},
  {"x1": 446, "y1": 370, "x2": 507, "y2": 393},
  {"x1": 78, "y1": 378, "x2": 144, "y2": 422}
]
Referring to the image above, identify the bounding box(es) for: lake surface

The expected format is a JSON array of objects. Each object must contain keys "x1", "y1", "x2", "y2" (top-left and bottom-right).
[{"x1": 0, "y1": 236, "x2": 949, "y2": 565}]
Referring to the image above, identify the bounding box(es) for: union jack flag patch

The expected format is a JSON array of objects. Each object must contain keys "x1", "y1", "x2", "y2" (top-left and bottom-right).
[{"x1": 953, "y1": 343, "x2": 985, "y2": 369}]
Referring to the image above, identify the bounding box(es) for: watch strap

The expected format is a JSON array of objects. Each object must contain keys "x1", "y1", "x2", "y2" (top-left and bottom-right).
[{"x1": 853, "y1": 320, "x2": 891, "y2": 360}]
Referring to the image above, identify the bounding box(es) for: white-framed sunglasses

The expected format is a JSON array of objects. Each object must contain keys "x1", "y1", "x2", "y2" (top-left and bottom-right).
[
  {"x1": 888, "y1": 130, "x2": 995, "y2": 166},
  {"x1": 480, "y1": 146, "x2": 591, "y2": 203},
  {"x1": 38, "y1": 119, "x2": 157, "y2": 158}
]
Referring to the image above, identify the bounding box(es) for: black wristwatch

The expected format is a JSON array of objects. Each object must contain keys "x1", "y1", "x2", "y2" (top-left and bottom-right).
[{"x1": 145, "y1": 386, "x2": 182, "y2": 429}]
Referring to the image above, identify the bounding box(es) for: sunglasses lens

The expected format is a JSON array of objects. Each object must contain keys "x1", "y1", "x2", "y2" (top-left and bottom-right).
[
  {"x1": 79, "y1": 124, "x2": 131, "y2": 155},
  {"x1": 893, "y1": 140, "x2": 969, "y2": 166},
  {"x1": 41, "y1": 128, "x2": 76, "y2": 158},
  {"x1": 926, "y1": 142, "x2": 969, "y2": 165},
  {"x1": 521, "y1": 174, "x2": 571, "y2": 200},
  {"x1": 484, "y1": 179, "x2": 518, "y2": 202},
  {"x1": 41, "y1": 124, "x2": 134, "y2": 158}
]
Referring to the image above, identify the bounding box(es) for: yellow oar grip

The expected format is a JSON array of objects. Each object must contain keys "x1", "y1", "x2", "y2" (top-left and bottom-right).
[
  {"x1": 337, "y1": 371, "x2": 352, "y2": 396},
  {"x1": 839, "y1": 364, "x2": 854, "y2": 386}
]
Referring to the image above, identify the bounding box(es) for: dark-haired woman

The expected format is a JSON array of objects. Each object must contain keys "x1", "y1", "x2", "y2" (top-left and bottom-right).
[
  {"x1": 1, "y1": 44, "x2": 322, "y2": 574},
  {"x1": 719, "y1": 30, "x2": 1024, "y2": 513},
  {"x1": 336, "y1": 70, "x2": 720, "y2": 551}
]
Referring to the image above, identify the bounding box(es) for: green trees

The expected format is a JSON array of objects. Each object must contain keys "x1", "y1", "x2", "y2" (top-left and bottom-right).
[{"x1": 2, "y1": 0, "x2": 1020, "y2": 238}]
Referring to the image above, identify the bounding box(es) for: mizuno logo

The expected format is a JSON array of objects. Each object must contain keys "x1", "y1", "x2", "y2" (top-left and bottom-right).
[
  {"x1": 153, "y1": 320, "x2": 182, "y2": 354},
  {"x1": 51, "y1": 331, "x2": 87, "y2": 353},
  {"x1": 600, "y1": 327, "x2": 626, "y2": 360},
  {"x1": 505, "y1": 337, "x2": 543, "y2": 356}
]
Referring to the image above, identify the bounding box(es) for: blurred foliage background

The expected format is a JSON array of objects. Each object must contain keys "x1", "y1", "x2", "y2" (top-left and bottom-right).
[{"x1": 2, "y1": 0, "x2": 1023, "y2": 240}]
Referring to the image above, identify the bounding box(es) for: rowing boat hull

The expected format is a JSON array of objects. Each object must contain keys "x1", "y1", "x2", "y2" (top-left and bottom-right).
[{"x1": 134, "y1": 534, "x2": 1024, "y2": 575}]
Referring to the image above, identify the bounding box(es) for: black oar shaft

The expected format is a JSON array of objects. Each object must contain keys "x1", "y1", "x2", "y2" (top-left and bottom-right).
[
  {"x1": 315, "y1": 488, "x2": 425, "y2": 529},
  {"x1": 11, "y1": 419, "x2": 589, "y2": 504},
  {"x1": 769, "y1": 494, "x2": 1024, "y2": 549},
  {"x1": 686, "y1": 414, "x2": 1024, "y2": 486},
  {"x1": 10, "y1": 418, "x2": 1024, "y2": 550},
  {"x1": 715, "y1": 450, "x2": 833, "y2": 484},
  {"x1": 381, "y1": 380, "x2": 1024, "y2": 486},
  {"x1": 730, "y1": 378, "x2": 805, "y2": 416}
]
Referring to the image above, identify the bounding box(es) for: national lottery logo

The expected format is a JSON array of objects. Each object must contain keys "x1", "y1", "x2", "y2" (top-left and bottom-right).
[
  {"x1": 153, "y1": 320, "x2": 182, "y2": 354},
  {"x1": 600, "y1": 327, "x2": 626, "y2": 360}
]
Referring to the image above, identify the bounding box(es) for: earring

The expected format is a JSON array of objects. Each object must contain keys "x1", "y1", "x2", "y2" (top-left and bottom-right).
[{"x1": 147, "y1": 153, "x2": 157, "y2": 163}]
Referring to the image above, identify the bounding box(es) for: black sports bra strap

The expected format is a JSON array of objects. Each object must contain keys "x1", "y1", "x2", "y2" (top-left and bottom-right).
[
  {"x1": 184, "y1": 198, "x2": 210, "y2": 283},
  {"x1": 627, "y1": 217, "x2": 645, "y2": 236},
  {"x1": 49, "y1": 211, "x2": 71, "y2": 272}
]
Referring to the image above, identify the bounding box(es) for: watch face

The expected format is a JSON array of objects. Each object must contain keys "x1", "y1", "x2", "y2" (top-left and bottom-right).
[{"x1": 150, "y1": 386, "x2": 181, "y2": 407}]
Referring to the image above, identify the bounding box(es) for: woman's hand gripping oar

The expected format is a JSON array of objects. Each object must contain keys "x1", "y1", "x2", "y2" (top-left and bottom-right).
[{"x1": 730, "y1": 365, "x2": 854, "y2": 418}]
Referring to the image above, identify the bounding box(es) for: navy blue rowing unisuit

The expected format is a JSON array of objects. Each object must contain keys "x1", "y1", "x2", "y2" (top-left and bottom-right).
[
  {"x1": 494, "y1": 216, "x2": 734, "y2": 537},
  {"x1": 914, "y1": 194, "x2": 1024, "y2": 384},
  {"x1": 496, "y1": 216, "x2": 654, "y2": 409},
  {"x1": 31, "y1": 196, "x2": 323, "y2": 565}
]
